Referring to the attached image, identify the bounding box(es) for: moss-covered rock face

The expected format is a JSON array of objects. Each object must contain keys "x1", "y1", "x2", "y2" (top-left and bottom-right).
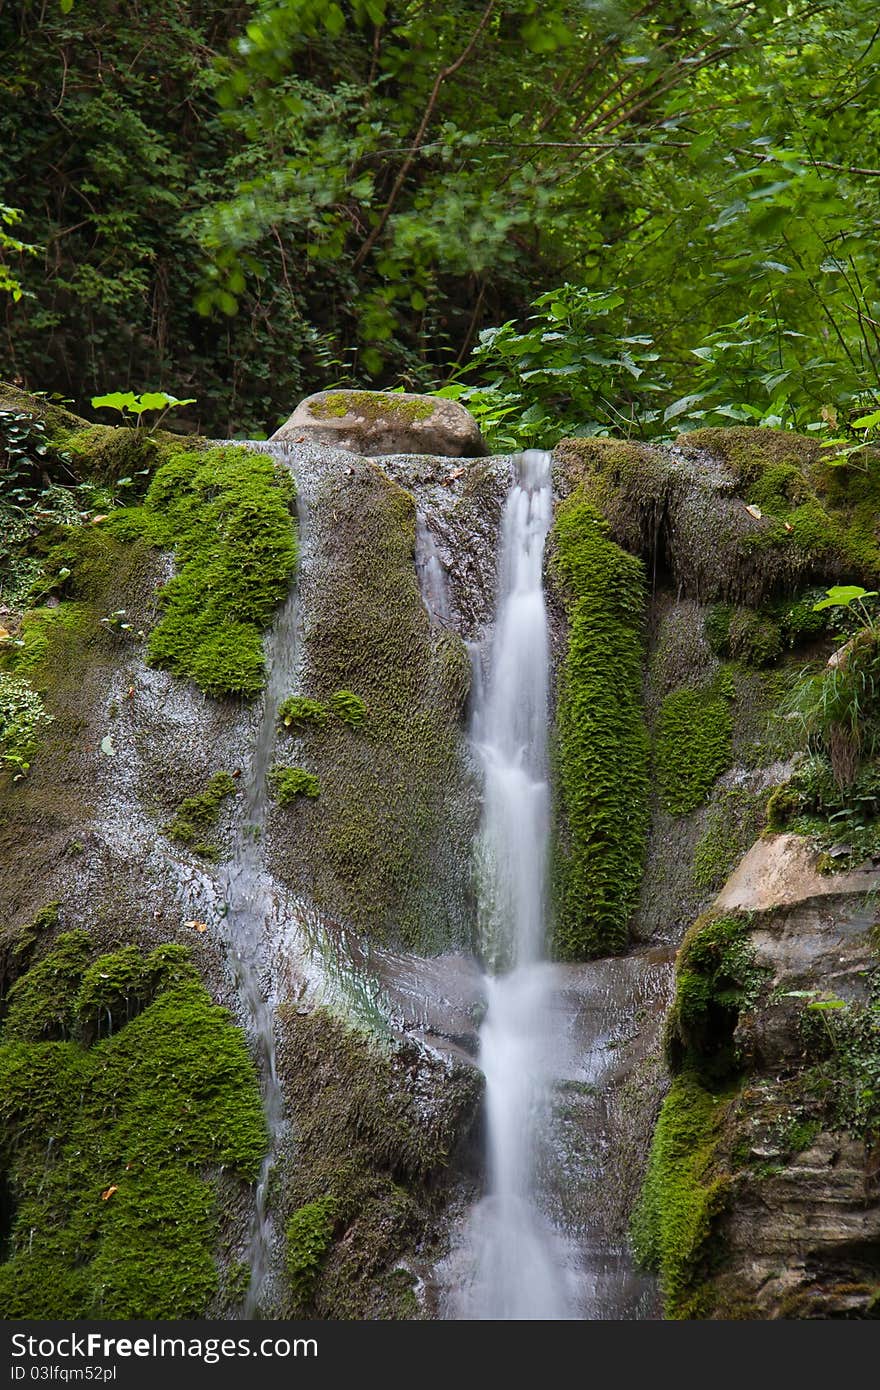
[
  {"x1": 107, "y1": 446, "x2": 298, "y2": 698},
  {"x1": 634, "y1": 884, "x2": 880, "y2": 1319},
  {"x1": 268, "y1": 455, "x2": 475, "y2": 950},
  {"x1": 0, "y1": 931, "x2": 266, "y2": 1318},
  {"x1": 548, "y1": 491, "x2": 650, "y2": 959},
  {"x1": 654, "y1": 670, "x2": 735, "y2": 816},
  {"x1": 554, "y1": 429, "x2": 880, "y2": 604},
  {"x1": 275, "y1": 1008, "x2": 480, "y2": 1319},
  {"x1": 630, "y1": 1071, "x2": 734, "y2": 1319}
]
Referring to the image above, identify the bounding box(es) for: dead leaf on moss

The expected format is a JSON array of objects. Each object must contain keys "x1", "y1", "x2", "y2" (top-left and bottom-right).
[{"x1": 100, "y1": 1186, "x2": 118, "y2": 1201}]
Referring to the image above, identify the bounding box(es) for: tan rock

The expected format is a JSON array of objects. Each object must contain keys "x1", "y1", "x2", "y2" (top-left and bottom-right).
[
  {"x1": 714, "y1": 831, "x2": 880, "y2": 913},
  {"x1": 271, "y1": 389, "x2": 487, "y2": 458}
]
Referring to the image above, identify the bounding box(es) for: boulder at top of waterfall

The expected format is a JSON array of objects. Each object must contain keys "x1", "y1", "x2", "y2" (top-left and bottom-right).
[{"x1": 271, "y1": 389, "x2": 488, "y2": 458}]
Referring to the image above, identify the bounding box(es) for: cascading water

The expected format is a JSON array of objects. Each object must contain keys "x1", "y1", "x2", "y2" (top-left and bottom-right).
[
  {"x1": 451, "y1": 449, "x2": 571, "y2": 1319},
  {"x1": 175, "y1": 450, "x2": 306, "y2": 1317},
  {"x1": 219, "y1": 576, "x2": 300, "y2": 1317}
]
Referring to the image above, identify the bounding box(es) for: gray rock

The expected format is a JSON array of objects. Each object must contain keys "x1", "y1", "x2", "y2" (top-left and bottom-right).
[{"x1": 271, "y1": 389, "x2": 488, "y2": 458}]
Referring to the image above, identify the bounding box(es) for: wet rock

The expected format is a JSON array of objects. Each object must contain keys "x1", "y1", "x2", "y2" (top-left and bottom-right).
[{"x1": 271, "y1": 389, "x2": 488, "y2": 458}]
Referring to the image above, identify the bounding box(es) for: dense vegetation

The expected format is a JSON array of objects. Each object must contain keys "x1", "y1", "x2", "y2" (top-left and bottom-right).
[{"x1": 1, "y1": 2, "x2": 878, "y2": 441}]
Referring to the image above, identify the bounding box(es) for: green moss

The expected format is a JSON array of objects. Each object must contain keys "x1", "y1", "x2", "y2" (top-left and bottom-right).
[
  {"x1": 630, "y1": 1072, "x2": 733, "y2": 1319},
  {"x1": 165, "y1": 771, "x2": 237, "y2": 859},
  {"x1": 666, "y1": 911, "x2": 768, "y2": 1078},
  {"x1": 692, "y1": 787, "x2": 767, "y2": 893},
  {"x1": 309, "y1": 391, "x2": 435, "y2": 424},
  {"x1": 549, "y1": 492, "x2": 649, "y2": 959},
  {"x1": 9, "y1": 604, "x2": 91, "y2": 676},
  {"x1": 278, "y1": 696, "x2": 329, "y2": 732},
  {"x1": 268, "y1": 765, "x2": 320, "y2": 804},
  {"x1": 0, "y1": 940, "x2": 266, "y2": 1318},
  {"x1": 271, "y1": 462, "x2": 472, "y2": 950},
  {"x1": 328, "y1": 689, "x2": 367, "y2": 728},
  {"x1": 285, "y1": 1195, "x2": 337, "y2": 1311},
  {"x1": 65, "y1": 425, "x2": 163, "y2": 484},
  {"x1": 105, "y1": 447, "x2": 298, "y2": 698},
  {"x1": 0, "y1": 903, "x2": 58, "y2": 1001},
  {"x1": 655, "y1": 670, "x2": 735, "y2": 815},
  {"x1": 276, "y1": 1008, "x2": 479, "y2": 1319},
  {"x1": 704, "y1": 604, "x2": 781, "y2": 667},
  {"x1": 679, "y1": 427, "x2": 821, "y2": 487},
  {"x1": 2, "y1": 930, "x2": 91, "y2": 1042}
]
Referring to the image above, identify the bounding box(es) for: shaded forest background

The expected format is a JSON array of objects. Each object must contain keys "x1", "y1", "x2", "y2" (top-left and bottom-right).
[{"x1": 1, "y1": 0, "x2": 878, "y2": 445}]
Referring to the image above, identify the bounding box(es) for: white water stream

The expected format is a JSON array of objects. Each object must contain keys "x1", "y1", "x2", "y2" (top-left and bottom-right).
[{"x1": 450, "y1": 449, "x2": 571, "y2": 1319}]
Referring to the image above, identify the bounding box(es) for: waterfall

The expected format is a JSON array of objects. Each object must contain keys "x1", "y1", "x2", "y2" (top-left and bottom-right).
[{"x1": 452, "y1": 449, "x2": 571, "y2": 1319}]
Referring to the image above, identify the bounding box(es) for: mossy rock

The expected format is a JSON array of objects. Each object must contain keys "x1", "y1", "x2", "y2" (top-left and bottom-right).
[
  {"x1": 275, "y1": 1007, "x2": 480, "y2": 1319},
  {"x1": 272, "y1": 390, "x2": 487, "y2": 458},
  {"x1": 631, "y1": 1071, "x2": 734, "y2": 1318},
  {"x1": 549, "y1": 490, "x2": 650, "y2": 958},
  {"x1": 105, "y1": 445, "x2": 298, "y2": 698},
  {"x1": 665, "y1": 911, "x2": 770, "y2": 1078},
  {"x1": 0, "y1": 936, "x2": 266, "y2": 1318},
  {"x1": 554, "y1": 429, "x2": 880, "y2": 606},
  {"x1": 268, "y1": 456, "x2": 474, "y2": 951},
  {"x1": 0, "y1": 381, "x2": 89, "y2": 439}
]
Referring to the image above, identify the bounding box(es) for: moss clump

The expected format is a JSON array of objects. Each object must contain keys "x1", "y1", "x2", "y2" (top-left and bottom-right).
[
  {"x1": 268, "y1": 765, "x2": 320, "y2": 804},
  {"x1": 278, "y1": 696, "x2": 329, "y2": 732},
  {"x1": 0, "y1": 903, "x2": 58, "y2": 1002},
  {"x1": 309, "y1": 391, "x2": 435, "y2": 424},
  {"x1": 106, "y1": 447, "x2": 298, "y2": 698},
  {"x1": 0, "y1": 939, "x2": 266, "y2": 1318},
  {"x1": 666, "y1": 912, "x2": 768, "y2": 1078},
  {"x1": 704, "y1": 604, "x2": 781, "y2": 667},
  {"x1": 7, "y1": 604, "x2": 90, "y2": 677},
  {"x1": 165, "y1": 771, "x2": 237, "y2": 859},
  {"x1": 285, "y1": 1195, "x2": 337, "y2": 1311},
  {"x1": 549, "y1": 492, "x2": 649, "y2": 959},
  {"x1": 655, "y1": 670, "x2": 735, "y2": 815},
  {"x1": 630, "y1": 1072, "x2": 732, "y2": 1318},
  {"x1": 327, "y1": 689, "x2": 367, "y2": 728},
  {"x1": 65, "y1": 425, "x2": 162, "y2": 484},
  {"x1": 278, "y1": 691, "x2": 367, "y2": 734}
]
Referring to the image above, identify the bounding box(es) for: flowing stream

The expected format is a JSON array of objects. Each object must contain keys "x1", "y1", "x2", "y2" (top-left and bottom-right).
[{"x1": 451, "y1": 449, "x2": 571, "y2": 1318}]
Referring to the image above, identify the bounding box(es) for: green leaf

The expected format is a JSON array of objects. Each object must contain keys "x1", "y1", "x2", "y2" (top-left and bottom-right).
[
  {"x1": 812, "y1": 586, "x2": 878, "y2": 612},
  {"x1": 91, "y1": 392, "x2": 137, "y2": 414}
]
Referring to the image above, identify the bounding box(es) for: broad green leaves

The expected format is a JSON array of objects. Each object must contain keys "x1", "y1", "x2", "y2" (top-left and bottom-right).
[{"x1": 91, "y1": 392, "x2": 197, "y2": 430}]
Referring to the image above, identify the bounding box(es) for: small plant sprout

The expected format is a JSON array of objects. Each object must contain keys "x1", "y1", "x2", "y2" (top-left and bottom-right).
[
  {"x1": 813, "y1": 585, "x2": 879, "y2": 630},
  {"x1": 90, "y1": 391, "x2": 197, "y2": 433}
]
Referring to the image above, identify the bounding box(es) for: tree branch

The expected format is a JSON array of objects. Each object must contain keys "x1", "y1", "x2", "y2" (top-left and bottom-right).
[{"x1": 352, "y1": 0, "x2": 495, "y2": 271}]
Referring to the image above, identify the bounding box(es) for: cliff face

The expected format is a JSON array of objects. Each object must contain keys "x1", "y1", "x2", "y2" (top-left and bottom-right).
[
  {"x1": 0, "y1": 397, "x2": 492, "y2": 1319},
  {"x1": 552, "y1": 431, "x2": 880, "y2": 1320},
  {"x1": 2, "y1": 391, "x2": 879, "y2": 1319}
]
